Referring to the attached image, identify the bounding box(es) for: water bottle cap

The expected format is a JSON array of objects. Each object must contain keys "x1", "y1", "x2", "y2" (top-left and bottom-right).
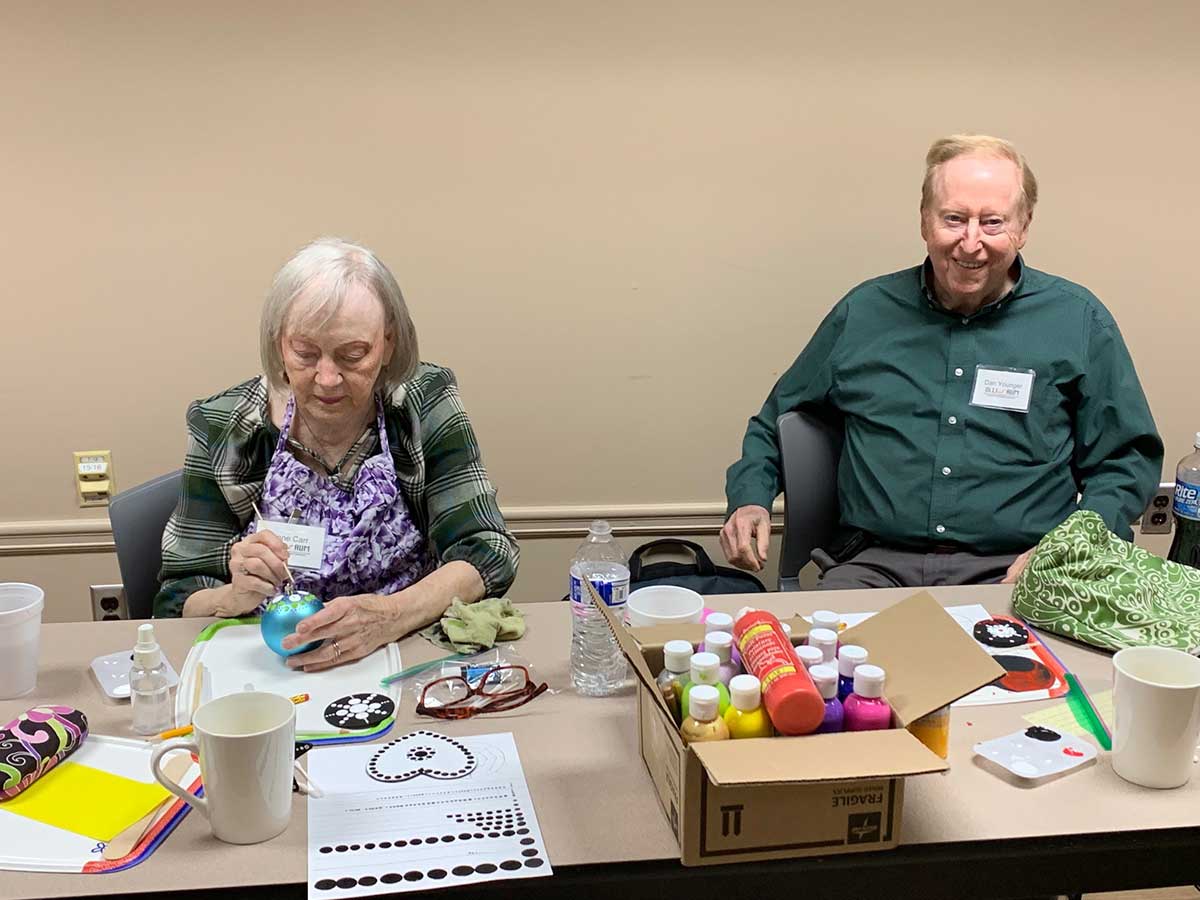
[
  {"x1": 808, "y1": 627, "x2": 838, "y2": 662},
  {"x1": 1194, "y1": 431, "x2": 1200, "y2": 449},
  {"x1": 705, "y1": 631, "x2": 733, "y2": 662},
  {"x1": 811, "y1": 610, "x2": 841, "y2": 631},
  {"x1": 854, "y1": 664, "x2": 886, "y2": 698},
  {"x1": 134, "y1": 623, "x2": 161, "y2": 668},
  {"x1": 838, "y1": 644, "x2": 869, "y2": 677},
  {"x1": 809, "y1": 664, "x2": 839, "y2": 699},
  {"x1": 588, "y1": 519, "x2": 612, "y2": 536},
  {"x1": 796, "y1": 645, "x2": 824, "y2": 669},
  {"x1": 688, "y1": 684, "x2": 720, "y2": 721},
  {"x1": 729, "y1": 674, "x2": 761, "y2": 710},
  {"x1": 663, "y1": 640, "x2": 694, "y2": 673},
  {"x1": 704, "y1": 612, "x2": 733, "y2": 633},
  {"x1": 690, "y1": 651, "x2": 720, "y2": 683}
]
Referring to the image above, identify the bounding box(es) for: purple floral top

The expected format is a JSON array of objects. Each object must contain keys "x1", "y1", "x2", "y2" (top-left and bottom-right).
[{"x1": 244, "y1": 395, "x2": 434, "y2": 610}]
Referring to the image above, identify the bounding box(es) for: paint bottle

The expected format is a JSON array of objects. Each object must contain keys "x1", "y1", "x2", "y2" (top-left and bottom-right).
[
  {"x1": 795, "y1": 645, "x2": 824, "y2": 671},
  {"x1": 811, "y1": 609, "x2": 842, "y2": 634},
  {"x1": 907, "y1": 705, "x2": 951, "y2": 758},
  {"x1": 807, "y1": 627, "x2": 838, "y2": 664},
  {"x1": 679, "y1": 652, "x2": 730, "y2": 722},
  {"x1": 130, "y1": 623, "x2": 173, "y2": 735},
  {"x1": 681, "y1": 685, "x2": 731, "y2": 744},
  {"x1": 836, "y1": 645, "x2": 869, "y2": 701},
  {"x1": 732, "y1": 609, "x2": 824, "y2": 736},
  {"x1": 843, "y1": 664, "x2": 893, "y2": 732},
  {"x1": 656, "y1": 639, "x2": 694, "y2": 724},
  {"x1": 723, "y1": 674, "x2": 774, "y2": 739},
  {"x1": 704, "y1": 631, "x2": 739, "y2": 687},
  {"x1": 703, "y1": 612, "x2": 740, "y2": 667},
  {"x1": 809, "y1": 664, "x2": 843, "y2": 734}
]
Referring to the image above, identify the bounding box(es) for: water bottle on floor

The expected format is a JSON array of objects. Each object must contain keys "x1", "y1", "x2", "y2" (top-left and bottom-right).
[
  {"x1": 1168, "y1": 433, "x2": 1200, "y2": 570},
  {"x1": 569, "y1": 520, "x2": 631, "y2": 696}
]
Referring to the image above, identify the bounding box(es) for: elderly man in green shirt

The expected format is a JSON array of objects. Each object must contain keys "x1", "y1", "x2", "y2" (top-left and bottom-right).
[{"x1": 721, "y1": 134, "x2": 1163, "y2": 589}]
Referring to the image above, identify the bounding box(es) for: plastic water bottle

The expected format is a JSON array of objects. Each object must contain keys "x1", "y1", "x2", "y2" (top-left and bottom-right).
[
  {"x1": 130, "y1": 623, "x2": 173, "y2": 735},
  {"x1": 1168, "y1": 433, "x2": 1200, "y2": 570},
  {"x1": 569, "y1": 520, "x2": 631, "y2": 696}
]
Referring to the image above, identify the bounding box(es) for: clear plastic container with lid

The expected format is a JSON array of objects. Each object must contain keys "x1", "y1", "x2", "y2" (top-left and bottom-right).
[{"x1": 130, "y1": 623, "x2": 173, "y2": 735}]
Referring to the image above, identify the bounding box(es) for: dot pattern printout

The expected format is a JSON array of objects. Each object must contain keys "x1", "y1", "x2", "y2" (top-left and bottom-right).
[{"x1": 306, "y1": 731, "x2": 551, "y2": 898}]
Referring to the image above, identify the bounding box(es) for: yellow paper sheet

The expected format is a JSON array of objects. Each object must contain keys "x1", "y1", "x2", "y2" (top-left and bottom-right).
[
  {"x1": 2, "y1": 761, "x2": 170, "y2": 841},
  {"x1": 1023, "y1": 689, "x2": 1114, "y2": 733}
]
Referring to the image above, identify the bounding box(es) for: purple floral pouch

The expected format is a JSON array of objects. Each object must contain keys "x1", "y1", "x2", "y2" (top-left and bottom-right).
[{"x1": 0, "y1": 705, "x2": 89, "y2": 801}]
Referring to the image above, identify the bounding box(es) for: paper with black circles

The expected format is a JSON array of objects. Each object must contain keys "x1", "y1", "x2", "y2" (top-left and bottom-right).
[{"x1": 306, "y1": 731, "x2": 551, "y2": 897}]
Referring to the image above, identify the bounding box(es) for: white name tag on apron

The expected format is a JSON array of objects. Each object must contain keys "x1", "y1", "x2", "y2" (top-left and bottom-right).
[
  {"x1": 970, "y1": 366, "x2": 1036, "y2": 413},
  {"x1": 258, "y1": 520, "x2": 326, "y2": 570}
]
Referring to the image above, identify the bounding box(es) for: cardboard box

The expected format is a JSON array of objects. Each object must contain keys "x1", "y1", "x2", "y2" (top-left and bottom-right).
[{"x1": 586, "y1": 585, "x2": 1004, "y2": 866}]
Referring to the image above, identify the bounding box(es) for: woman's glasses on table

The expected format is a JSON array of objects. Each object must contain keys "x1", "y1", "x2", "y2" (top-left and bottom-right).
[{"x1": 416, "y1": 665, "x2": 548, "y2": 719}]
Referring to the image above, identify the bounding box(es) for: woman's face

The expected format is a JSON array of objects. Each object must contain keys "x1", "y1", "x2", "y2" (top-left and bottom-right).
[{"x1": 280, "y1": 282, "x2": 394, "y2": 433}]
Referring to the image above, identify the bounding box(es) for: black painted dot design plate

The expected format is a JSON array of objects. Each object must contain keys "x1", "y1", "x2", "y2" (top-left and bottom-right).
[
  {"x1": 367, "y1": 730, "x2": 478, "y2": 783},
  {"x1": 973, "y1": 617, "x2": 1029, "y2": 649},
  {"x1": 324, "y1": 693, "x2": 396, "y2": 730}
]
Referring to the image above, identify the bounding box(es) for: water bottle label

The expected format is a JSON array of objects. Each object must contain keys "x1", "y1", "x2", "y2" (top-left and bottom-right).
[
  {"x1": 569, "y1": 574, "x2": 628, "y2": 608},
  {"x1": 1175, "y1": 479, "x2": 1200, "y2": 520}
]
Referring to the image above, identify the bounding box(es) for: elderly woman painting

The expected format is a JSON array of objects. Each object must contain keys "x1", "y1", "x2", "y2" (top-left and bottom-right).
[{"x1": 154, "y1": 237, "x2": 518, "y2": 671}]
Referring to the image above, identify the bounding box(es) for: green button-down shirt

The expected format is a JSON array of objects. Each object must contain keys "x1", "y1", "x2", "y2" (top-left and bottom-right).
[{"x1": 725, "y1": 257, "x2": 1164, "y2": 553}]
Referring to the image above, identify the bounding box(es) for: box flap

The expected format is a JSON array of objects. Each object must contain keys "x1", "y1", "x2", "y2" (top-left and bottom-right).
[
  {"x1": 689, "y1": 729, "x2": 948, "y2": 785},
  {"x1": 581, "y1": 577, "x2": 678, "y2": 727},
  {"x1": 628, "y1": 615, "x2": 810, "y2": 650},
  {"x1": 840, "y1": 591, "x2": 1004, "y2": 726}
]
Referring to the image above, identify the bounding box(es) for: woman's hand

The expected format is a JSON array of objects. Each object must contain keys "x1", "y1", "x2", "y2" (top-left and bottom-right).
[
  {"x1": 224, "y1": 530, "x2": 291, "y2": 616},
  {"x1": 283, "y1": 594, "x2": 402, "y2": 671}
]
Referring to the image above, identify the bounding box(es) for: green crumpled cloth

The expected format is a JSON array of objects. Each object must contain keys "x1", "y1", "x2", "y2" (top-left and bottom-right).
[
  {"x1": 419, "y1": 598, "x2": 526, "y2": 653},
  {"x1": 1012, "y1": 509, "x2": 1200, "y2": 653}
]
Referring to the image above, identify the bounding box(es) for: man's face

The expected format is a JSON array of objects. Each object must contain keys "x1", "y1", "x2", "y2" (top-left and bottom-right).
[{"x1": 920, "y1": 154, "x2": 1029, "y2": 313}]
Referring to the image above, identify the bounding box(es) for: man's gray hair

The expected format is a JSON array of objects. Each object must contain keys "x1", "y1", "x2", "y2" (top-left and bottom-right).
[
  {"x1": 260, "y1": 237, "x2": 419, "y2": 395},
  {"x1": 920, "y1": 134, "x2": 1039, "y2": 225}
]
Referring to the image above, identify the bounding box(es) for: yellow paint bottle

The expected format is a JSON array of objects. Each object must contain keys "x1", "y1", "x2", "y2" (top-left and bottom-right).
[
  {"x1": 681, "y1": 685, "x2": 731, "y2": 744},
  {"x1": 723, "y1": 674, "x2": 774, "y2": 739}
]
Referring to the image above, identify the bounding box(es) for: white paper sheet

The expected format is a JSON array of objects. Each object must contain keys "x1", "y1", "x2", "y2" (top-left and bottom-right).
[{"x1": 306, "y1": 731, "x2": 551, "y2": 897}]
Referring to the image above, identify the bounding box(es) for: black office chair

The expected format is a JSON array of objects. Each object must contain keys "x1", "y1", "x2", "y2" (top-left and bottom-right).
[
  {"x1": 109, "y1": 470, "x2": 183, "y2": 619},
  {"x1": 776, "y1": 410, "x2": 843, "y2": 591}
]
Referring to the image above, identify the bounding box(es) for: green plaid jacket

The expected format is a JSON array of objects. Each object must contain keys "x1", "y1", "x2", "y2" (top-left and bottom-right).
[{"x1": 153, "y1": 363, "x2": 519, "y2": 617}]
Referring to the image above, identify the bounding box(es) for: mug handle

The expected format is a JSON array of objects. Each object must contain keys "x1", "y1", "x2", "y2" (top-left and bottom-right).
[{"x1": 150, "y1": 739, "x2": 208, "y2": 819}]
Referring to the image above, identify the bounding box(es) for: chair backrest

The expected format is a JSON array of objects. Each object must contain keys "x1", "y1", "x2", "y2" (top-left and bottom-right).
[
  {"x1": 109, "y1": 470, "x2": 183, "y2": 619},
  {"x1": 776, "y1": 410, "x2": 843, "y2": 591}
]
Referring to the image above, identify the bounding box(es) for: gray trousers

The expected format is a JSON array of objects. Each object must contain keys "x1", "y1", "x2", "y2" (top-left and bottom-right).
[{"x1": 813, "y1": 545, "x2": 1018, "y2": 590}]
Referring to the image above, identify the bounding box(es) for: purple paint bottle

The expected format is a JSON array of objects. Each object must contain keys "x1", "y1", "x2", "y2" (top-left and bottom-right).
[
  {"x1": 704, "y1": 631, "x2": 739, "y2": 687},
  {"x1": 809, "y1": 664, "x2": 843, "y2": 734},
  {"x1": 843, "y1": 664, "x2": 892, "y2": 732},
  {"x1": 836, "y1": 644, "x2": 868, "y2": 701},
  {"x1": 703, "y1": 612, "x2": 740, "y2": 668},
  {"x1": 795, "y1": 645, "x2": 824, "y2": 671}
]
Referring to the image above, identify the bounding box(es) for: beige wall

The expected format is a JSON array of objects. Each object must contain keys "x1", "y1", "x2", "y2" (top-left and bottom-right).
[{"x1": 1, "y1": 2, "x2": 1195, "y2": 620}]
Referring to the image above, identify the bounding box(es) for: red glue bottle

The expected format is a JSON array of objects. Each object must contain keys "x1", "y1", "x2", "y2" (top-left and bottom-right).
[{"x1": 732, "y1": 609, "x2": 824, "y2": 735}]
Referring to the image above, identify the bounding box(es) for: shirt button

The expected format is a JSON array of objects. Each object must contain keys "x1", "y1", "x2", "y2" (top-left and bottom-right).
[
  {"x1": 947, "y1": 415, "x2": 958, "y2": 425},
  {"x1": 961, "y1": 318, "x2": 969, "y2": 325},
  {"x1": 942, "y1": 466, "x2": 952, "y2": 476},
  {"x1": 936, "y1": 525, "x2": 947, "y2": 534},
  {"x1": 954, "y1": 367, "x2": 964, "y2": 377}
]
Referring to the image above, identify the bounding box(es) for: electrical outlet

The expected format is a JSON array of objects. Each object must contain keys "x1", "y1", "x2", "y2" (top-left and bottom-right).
[
  {"x1": 1139, "y1": 482, "x2": 1176, "y2": 535},
  {"x1": 90, "y1": 584, "x2": 128, "y2": 621}
]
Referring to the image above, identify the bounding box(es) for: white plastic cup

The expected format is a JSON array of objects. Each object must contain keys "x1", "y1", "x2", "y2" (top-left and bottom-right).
[
  {"x1": 1111, "y1": 646, "x2": 1200, "y2": 790},
  {"x1": 0, "y1": 583, "x2": 45, "y2": 699},
  {"x1": 626, "y1": 585, "x2": 704, "y2": 628}
]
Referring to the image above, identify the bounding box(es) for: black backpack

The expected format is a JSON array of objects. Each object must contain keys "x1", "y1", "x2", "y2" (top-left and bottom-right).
[{"x1": 628, "y1": 539, "x2": 766, "y2": 595}]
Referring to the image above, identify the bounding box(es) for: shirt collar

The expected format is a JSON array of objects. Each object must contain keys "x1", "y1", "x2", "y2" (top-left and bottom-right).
[{"x1": 920, "y1": 254, "x2": 1026, "y2": 320}]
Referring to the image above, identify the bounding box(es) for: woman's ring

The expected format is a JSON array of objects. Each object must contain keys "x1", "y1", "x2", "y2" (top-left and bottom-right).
[{"x1": 332, "y1": 640, "x2": 342, "y2": 659}]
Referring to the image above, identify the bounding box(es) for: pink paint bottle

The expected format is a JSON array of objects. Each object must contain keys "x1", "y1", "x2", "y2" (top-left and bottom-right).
[{"x1": 843, "y1": 664, "x2": 892, "y2": 732}]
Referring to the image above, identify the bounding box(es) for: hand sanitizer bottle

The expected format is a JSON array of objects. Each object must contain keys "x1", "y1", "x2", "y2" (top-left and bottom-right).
[{"x1": 130, "y1": 624, "x2": 173, "y2": 735}]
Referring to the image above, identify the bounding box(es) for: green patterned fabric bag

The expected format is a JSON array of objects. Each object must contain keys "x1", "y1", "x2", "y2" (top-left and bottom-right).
[{"x1": 1012, "y1": 510, "x2": 1200, "y2": 653}]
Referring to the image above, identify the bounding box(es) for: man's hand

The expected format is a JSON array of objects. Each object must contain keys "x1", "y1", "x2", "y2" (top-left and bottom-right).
[
  {"x1": 719, "y1": 505, "x2": 772, "y2": 572},
  {"x1": 1001, "y1": 548, "x2": 1034, "y2": 584}
]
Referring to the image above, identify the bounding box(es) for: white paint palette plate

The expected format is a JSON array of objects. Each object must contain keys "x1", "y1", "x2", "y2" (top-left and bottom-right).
[
  {"x1": 175, "y1": 619, "x2": 401, "y2": 743},
  {"x1": 90, "y1": 649, "x2": 180, "y2": 699},
  {"x1": 973, "y1": 726, "x2": 1098, "y2": 781},
  {"x1": 0, "y1": 735, "x2": 200, "y2": 873}
]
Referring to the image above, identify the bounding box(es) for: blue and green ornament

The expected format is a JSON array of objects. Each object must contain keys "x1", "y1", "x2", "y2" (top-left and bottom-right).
[{"x1": 260, "y1": 590, "x2": 325, "y2": 657}]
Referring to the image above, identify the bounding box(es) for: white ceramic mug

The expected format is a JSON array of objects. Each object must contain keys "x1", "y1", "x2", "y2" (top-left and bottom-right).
[
  {"x1": 151, "y1": 691, "x2": 298, "y2": 843},
  {"x1": 1111, "y1": 646, "x2": 1200, "y2": 790}
]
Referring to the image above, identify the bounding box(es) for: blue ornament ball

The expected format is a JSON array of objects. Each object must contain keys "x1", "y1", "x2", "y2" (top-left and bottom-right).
[{"x1": 260, "y1": 591, "x2": 325, "y2": 657}]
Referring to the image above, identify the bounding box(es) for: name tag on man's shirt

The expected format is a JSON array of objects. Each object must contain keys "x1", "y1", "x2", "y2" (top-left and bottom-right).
[
  {"x1": 970, "y1": 366, "x2": 1036, "y2": 413},
  {"x1": 258, "y1": 520, "x2": 326, "y2": 570}
]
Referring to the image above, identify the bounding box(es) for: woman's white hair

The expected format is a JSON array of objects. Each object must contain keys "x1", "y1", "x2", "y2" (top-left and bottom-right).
[{"x1": 260, "y1": 237, "x2": 419, "y2": 395}]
